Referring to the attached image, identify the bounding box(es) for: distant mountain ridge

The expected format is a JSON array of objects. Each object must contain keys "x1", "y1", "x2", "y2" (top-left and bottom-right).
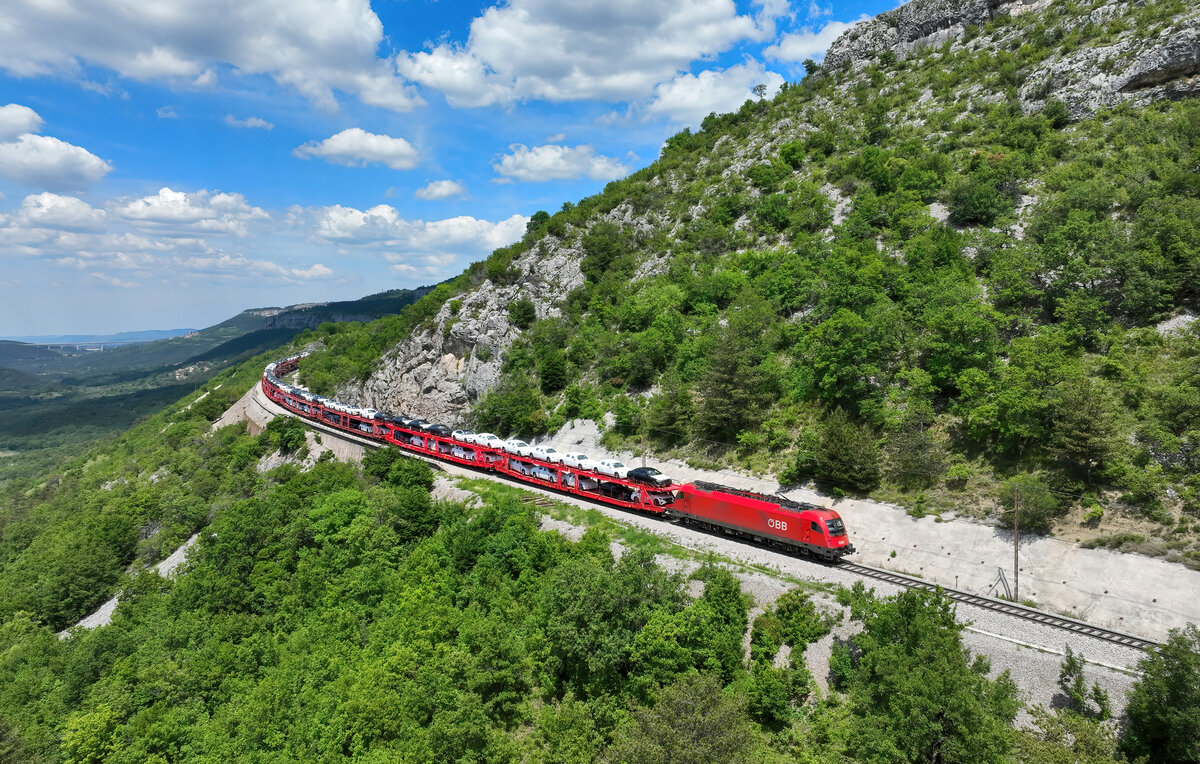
[
  {"x1": 0, "y1": 329, "x2": 197, "y2": 344},
  {"x1": 0, "y1": 285, "x2": 435, "y2": 482},
  {"x1": 0, "y1": 287, "x2": 435, "y2": 377}
]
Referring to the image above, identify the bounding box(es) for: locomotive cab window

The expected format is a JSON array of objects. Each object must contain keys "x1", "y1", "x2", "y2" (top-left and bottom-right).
[
  {"x1": 810, "y1": 520, "x2": 823, "y2": 533},
  {"x1": 826, "y1": 517, "x2": 846, "y2": 536}
]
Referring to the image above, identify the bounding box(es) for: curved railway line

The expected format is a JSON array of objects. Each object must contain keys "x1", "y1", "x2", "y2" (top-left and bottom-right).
[{"x1": 256, "y1": 377, "x2": 1161, "y2": 653}]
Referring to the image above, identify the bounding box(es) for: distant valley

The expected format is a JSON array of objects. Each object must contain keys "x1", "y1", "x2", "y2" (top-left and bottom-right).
[{"x1": 0, "y1": 287, "x2": 432, "y2": 484}]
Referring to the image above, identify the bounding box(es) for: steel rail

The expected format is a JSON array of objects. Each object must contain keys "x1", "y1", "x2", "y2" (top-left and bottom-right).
[{"x1": 837, "y1": 562, "x2": 1159, "y2": 650}]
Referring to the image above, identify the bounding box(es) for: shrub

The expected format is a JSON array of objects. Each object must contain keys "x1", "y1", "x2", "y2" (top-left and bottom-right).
[
  {"x1": 508, "y1": 298, "x2": 537, "y2": 330},
  {"x1": 1043, "y1": 98, "x2": 1070, "y2": 129},
  {"x1": 814, "y1": 408, "x2": 882, "y2": 493},
  {"x1": 946, "y1": 171, "x2": 1011, "y2": 226}
]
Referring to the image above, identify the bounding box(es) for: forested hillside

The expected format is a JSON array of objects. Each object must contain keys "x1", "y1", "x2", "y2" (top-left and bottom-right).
[
  {"x1": 299, "y1": 0, "x2": 1200, "y2": 555},
  {"x1": 2, "y1": 355, "x2": 1197, "y2": 761},
  {"x1": 1, "y1": 340, "x2": 1196, "y2": 761}
]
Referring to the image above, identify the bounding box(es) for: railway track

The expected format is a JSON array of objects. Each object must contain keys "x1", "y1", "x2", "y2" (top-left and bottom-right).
[
  {"x1": 838, "y1": 562, "x2": 1159, "y2": 650},
  {"x1": 259, "y1": 383, "x2": 1162, "y2": 653}
]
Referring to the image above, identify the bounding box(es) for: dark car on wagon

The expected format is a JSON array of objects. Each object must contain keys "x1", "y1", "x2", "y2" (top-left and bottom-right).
[{"x1": 626, "y1": 466, "x2": 673, "y2": 488}]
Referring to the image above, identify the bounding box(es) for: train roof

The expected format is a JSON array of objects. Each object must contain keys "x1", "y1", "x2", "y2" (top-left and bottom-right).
[{"x1": 685, "y1": 480, "x2": 837, "y2": 516}]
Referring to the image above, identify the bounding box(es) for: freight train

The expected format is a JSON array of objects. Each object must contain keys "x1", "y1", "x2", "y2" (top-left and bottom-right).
[{"x1": 261, "y1": 354, "x2": 855, "y2": 561}]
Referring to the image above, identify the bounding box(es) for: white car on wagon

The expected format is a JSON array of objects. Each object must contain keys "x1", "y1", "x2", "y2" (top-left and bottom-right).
[
  {"x1": 594, "y1": 459, "x2": 629, "y2": 478},
  {"x1": 560, "y1": 452, "x2": 595, "y2": 470},
  {"x1": 531, "y1": 445, "x2": 561, "y2": 463},
  {"x1": 474, "y1": 433, "x2": 503, "y2": 449},
  {"x1": 503, "y1": 438, "x2": 533, "y2": 456}
]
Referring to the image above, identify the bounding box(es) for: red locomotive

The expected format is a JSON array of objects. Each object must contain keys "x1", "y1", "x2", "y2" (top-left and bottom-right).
[{"x1": 261, "y1": 356, "x2": 854, "y2": 561}]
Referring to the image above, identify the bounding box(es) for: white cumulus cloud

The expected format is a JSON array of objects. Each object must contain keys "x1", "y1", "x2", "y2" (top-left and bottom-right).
[
  {"x1": 174, "y1": 252, "x2": 334, "y2": 282},
  {"x1": 13, "y1": 192, "x2": 107, "y2": 232},
  {"x1": 307, "y1": 204, "x2": 527, "y2": 265},
  {"x1": 765, "y1": 16, "x2": 870, "y2": 63},
  {"x1": 397, "y1": 0, "x2": 784, "y2": 107},
  {"x1": 112, "y1": 187, "x2": 269, "y2": 236},
  {"x1": 0, "y1": 134, "x2": 113, "y2": 190},
  {"x1": 224, "y1": 114, "x2": 274, "y2": 130},
  {"x1": 0, "y1": 104, "x2": 44, "y2": 140},
  {"x1": 0, "y1": 0, "x2": 422, "y2": 112},
  {"x1": 294, "y1": 128, "x2": 420, "y2": 170},
  {"x1": 414, "y1": 180, "x2": 466, "y2": 200},
  {"x1": 492, "y1": 144, "x2": 627, "y2": 183},
  {"x1": 647, "y1": 59, "x2": 784, "y2": 126}
]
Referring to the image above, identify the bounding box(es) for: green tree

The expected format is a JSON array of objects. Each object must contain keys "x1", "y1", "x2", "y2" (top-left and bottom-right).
[
  {"x1": 848, "y1": 589, "x2": 1019, "y2": 764},
  {"x1": 539, "y1": 349, "x2": 568, "y2": 394},
  {"x1": 1043, "y1": 99, "x2": 1070, "y2": 129},
  {"x1": 747, "y1": 663, "x2": 793, "y2": 727},
  {"x1": 647, "y1": 375, "x2": 693, "y2": 444},
  {"x1": 814, "y1": 408, "x2": 882, "y2": 492},
  {"x1": 526, "y1": 210, "x2": 550, "y2": 234},
  {"x1": 887, "y1": 418, "x2": 946, "y2": 489},
  {"x1": 998, "y1": 473, "x2": 1061, "y2": 534},
  {"x1": 0, "y1": 716, "x2": 26, "y2": 764},
  {"x1": 509, "y1": 297, "x2": 537, "y2": 330},
  {"x1": 529, "y1": 693, "x2": 601, "y2": 764},
  {"x1": 694, "y1": 292, "x2": 776, "y2": 441},
  {"x1": 1121, "y1": 624, "x2": 1200, "y2": 764},
  {"x1": 1057, "y1": 645, "x2": 1110, "y2": 720},
  {"x1": 604, "y1": 674, "x2": 759, "y2": 764},
  {"x1": 775, "y1": 589, "x2": 835, "y2": 647},
  {"x1": 1013, "y1": 706, "x2": 1122, "y2": 764},
  {"x1": 946, "y1": 169, "x2": 1012, "y2": 226},
  {"x1": 61, "y1": 704, "x2": 121, "y2": 764},
  {"x1": 581, "y1": 221, "x2": 628, "y2": 281},
  {"x1": 1050, "y1": 379, "x2": 1112, "y2": 483}
]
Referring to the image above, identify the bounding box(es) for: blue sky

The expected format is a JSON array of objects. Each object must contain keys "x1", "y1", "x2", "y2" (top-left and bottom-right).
[{"x1": 0, "y1": 0, "x2": 895, "y2": 335}]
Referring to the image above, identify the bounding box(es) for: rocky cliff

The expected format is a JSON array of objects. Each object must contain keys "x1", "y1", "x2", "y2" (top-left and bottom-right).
[
  {"x1": 824, "y1": 0, "x2": 1200, "y2": 119},
  {"x1": 338, "y1": 239, "x2": 584, "y2": 423}
]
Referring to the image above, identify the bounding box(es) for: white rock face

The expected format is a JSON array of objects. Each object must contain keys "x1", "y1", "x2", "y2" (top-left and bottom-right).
[
  {"x1": 339, "y1": 237, "x2": 585, "y2": 424},
  {"x1": 825, "y1": 0, "x2": 1200, "y2": 120}
]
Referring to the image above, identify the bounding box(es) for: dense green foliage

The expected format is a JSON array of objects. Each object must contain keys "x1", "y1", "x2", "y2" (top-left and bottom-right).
[
  {"x1": 1120, "y1": 624, "x2": 1200, "y2": 763},
  {"x1": 1, "y1": 370, "x2": 1196, "y2": 761},
  {"x1": 0, "y1": 353, "x2": 279, "y2": 634}
]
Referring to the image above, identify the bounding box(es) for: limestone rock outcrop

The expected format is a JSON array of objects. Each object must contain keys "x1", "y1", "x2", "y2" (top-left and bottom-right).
[
  {"x1": 825, "y1": 0, "x2": 1199, "y2": 120},
  {"x1": 338, "y1": 239, "x2": 584, "y2": 424}
]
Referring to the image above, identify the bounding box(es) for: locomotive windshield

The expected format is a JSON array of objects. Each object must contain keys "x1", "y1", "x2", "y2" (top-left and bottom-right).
[{"x1": 826, "y1": 517, "x2": 846, "y2": 536}]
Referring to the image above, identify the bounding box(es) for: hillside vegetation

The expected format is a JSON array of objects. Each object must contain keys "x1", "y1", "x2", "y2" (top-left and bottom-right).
[
  {"x1": 1, "y1": 364, "x2": 1196, "y2": 761},
  {"x1": 300, "y1": 0, "x2": 1200, "y2": 559}
]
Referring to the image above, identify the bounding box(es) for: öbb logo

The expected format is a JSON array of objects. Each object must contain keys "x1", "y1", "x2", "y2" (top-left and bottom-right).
[{"x1": 766, "y1": 517, "x2": 788, "y2": 531}]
